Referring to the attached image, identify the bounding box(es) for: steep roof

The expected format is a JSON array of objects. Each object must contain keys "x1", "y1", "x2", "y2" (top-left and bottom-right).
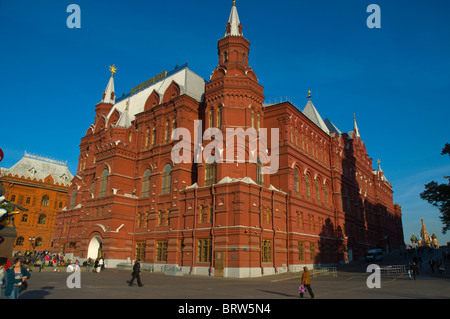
[
  {"x1": 0, "y1": 152, "x2": 73, "y2": 186},
  {"x1": 107, "y1": 66, "x2": 206, "y2": 124},
  {"x1": 302, "y1": 99, "x2": 330, "y2": 134},
  {"x1": 225, "y1": 1, "x2": 242, "y2": 37}
]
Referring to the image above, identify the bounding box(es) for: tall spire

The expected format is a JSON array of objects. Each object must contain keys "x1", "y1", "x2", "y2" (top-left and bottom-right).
[
  {"x1": 353, "y1": 113, "x2": 360, "y2": 138},
  {"x1": 101, "y1": 65, "x2": 116, "y2": 104},
  {"x1": 225, "y1": 0, "x2": 243, "y2": 37}
]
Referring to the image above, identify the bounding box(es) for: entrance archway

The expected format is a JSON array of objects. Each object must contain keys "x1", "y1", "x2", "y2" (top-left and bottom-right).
[{"x1": 87, "y1": 236, "x2": 103, "y2": 259}]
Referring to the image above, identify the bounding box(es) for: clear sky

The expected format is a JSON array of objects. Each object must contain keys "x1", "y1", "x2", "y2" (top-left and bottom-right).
[{"x1": 1, "y1": 0, "x2": 449, "y2": 245}]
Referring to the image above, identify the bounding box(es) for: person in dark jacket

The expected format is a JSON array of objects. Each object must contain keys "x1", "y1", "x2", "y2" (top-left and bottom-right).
[
  {"x1": 5, "y1": 258, "x2": 31, "y2": 299},
  {"x1": 128, "y1": 260, "x2": 143, "y2": 287}
]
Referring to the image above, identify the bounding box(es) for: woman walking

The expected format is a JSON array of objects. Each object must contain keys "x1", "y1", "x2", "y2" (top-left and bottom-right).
[
  {"x1": 4, "y1": 258, "x2": 31, "y2": 299},
  {"x1": 300, "y1": 267, "x2": 315, "y2": 299}
]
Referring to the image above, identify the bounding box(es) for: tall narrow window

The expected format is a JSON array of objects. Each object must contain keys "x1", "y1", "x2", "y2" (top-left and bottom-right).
[
  {"x1": 165, "y1": 120, "x2": 170, "y2": 143},
  {"x1": 315, "y1": 179, "x2": 320, "y2": 202},
  {"x1": 298, "y1": 242, "x2": 304, "y2": 261},
  {"x1": 305, "y1": 174, "x2": 311, "y2": 201},
  {"x1": 262, "y1": 240, "x2": 272, "y2": 263},
  {"x1": 209, "y1": 109, "x2": 214, "y2": 129},
  {"x1": 135, "y1": 241, "x2": 146, "y2": 262},
  {"x1": 38, "y1": 214, "x2": 47, "y2": 225},
  {"x1": 257, "y1": 112, "x2": 260, "y2": 131},
  {"x1": 294, "y1": 169, "x2": 300, "y2": 196},
  {"x1": 142, "y1": 169, "x2": 151, "y2": 198},
  {"x1": 152, "y1": 127, "x2": 156, "y2": 147},
  {"x1": 251, "y1": 109, "x2": 255, "y2": 128},
  {"x1": 217, "y1": 106, "x2": 222, "y2": 128},
  {"x1": 205, "y1": 156, "x2": 216, "y2": 186},
  {"x1": 324, "y1": 184, "x2": 329, "y2": 207},
  {"x1": 198, "y1": 239, "x2": 212, "y2": 263},
  {"x1": 162, "y1": 164, "x2": 172, "y2": 194},
  {"x1": 172, "y1": 119, "x2": 177, "y2": 140},
  {"x1": 256, "y1": 157, "x2": 264, "y2": 186},
  {"x1": 199, "y1": 205, "x2": 204, "y2": 224},
  {"x1": 70, "y1": 189, "x2": 77, "y2": 209},
  {"x1": 145, "y1": 128, "x2": 150, "y2": 149},
  {"x1": 41, "y1": 195, "x2": 49, "y2": 207},
  {"x1": 99, "y1": 169, "x2": 108, "y2": 197},
  {"x1": 156, "y1": 241, "x2": 168, "y2": 262}
]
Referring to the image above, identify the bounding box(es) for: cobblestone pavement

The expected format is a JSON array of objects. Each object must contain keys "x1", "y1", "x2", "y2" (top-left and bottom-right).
[{"x1": 3, "y1": 250, "x2": 449, "y2": 300}]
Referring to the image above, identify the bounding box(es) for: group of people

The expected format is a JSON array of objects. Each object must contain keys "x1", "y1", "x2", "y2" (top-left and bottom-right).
[
  {"x1": 407, "y1": 249, "x2": 447, "y2": 280},
  {"x1": 0, "y1": 257, "x2": 31, "y2": 299}
]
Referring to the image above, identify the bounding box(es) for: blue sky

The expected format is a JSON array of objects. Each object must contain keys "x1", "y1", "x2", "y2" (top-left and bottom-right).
[{"x1": 1, "y1": 0, "x2": 449, "y2": 245}]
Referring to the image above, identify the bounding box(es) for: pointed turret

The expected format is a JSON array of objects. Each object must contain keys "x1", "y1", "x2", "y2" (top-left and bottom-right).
[
  {"x1": 302, "y1": 91, "x2": 330, "y2": 134},
  {"x1": 95, "y1": 65, "x2": 117, "y2": 120},
  {"x1": 114, "y1": 98, "x2": 132, "y2": 129},
  {"x1": 225, "y1": 0, "x2": 243, "y2": 37},
  {"x1": 101, "y1": 65, "x2": 117, "y2": 104},
  {"x1": 353, "y1": 113, "x2": 360, "y2": 138}
]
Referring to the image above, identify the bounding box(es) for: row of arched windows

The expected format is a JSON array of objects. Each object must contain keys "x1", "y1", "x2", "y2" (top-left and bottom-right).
[
  {"x1": 293, "y1": 168, "x2": 331, "y2": 207},
  {"x1": 289, "y1": 123, "x2": 329, "y2": 165},
  {"x1": 19, "y1": 213, "x2": 47, "y2": 225}
]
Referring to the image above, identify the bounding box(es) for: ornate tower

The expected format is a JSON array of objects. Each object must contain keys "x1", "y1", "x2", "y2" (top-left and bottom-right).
[
  {"x1": 204, "y1": 1, "x2": 266, "y2": 185},
  {"x1": 95, "y1": 65, "x2": 117, "y2": 121}
]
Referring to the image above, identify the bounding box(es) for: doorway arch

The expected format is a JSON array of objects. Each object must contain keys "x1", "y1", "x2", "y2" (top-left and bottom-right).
[{"x1": 87, "y1": 235, "x2": 103, "y2": 259}]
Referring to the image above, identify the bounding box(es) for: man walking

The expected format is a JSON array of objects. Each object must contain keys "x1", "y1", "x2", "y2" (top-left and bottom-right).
[{"x1": 128, "y1": 260, "x2": 143, "y2": 287}]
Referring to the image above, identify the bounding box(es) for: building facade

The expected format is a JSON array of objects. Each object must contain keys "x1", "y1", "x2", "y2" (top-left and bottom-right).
[
  {"x1": 0, "y1": 152, "x2": 73, "y2": 252},
  {"x1": 52, "y1": 3, "x2": 404, "y2": 277}
]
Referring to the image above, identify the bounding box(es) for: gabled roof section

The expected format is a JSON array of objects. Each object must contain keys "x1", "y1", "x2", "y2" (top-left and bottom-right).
[
  {"x1": 0, "y1": 152, "x2": 73, "y2": 186},
  {"x1": 324, "y1": 118, "x2": 341, "y2": 135},
  {"x1": 113, "y1": 98, "x2": 132, "y2": 128},
  {"x1": 302, "y1": 99, "x2": 330, "y2": 134}
]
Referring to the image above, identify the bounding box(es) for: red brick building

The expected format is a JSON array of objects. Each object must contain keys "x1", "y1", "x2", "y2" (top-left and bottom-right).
[
  {"x1": 0, "y1": 152, "x2": 73, "y2": 252},
  {"x1": 52, "y1": 3, "x2": 404, "y2": 277}
]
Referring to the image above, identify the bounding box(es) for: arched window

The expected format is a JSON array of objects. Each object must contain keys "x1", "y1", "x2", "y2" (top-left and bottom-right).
[
  {"x1": 251, "y1": 109, "x2": 255, "y2": 128},
  {"x1": 162, "y1": 164, "x2": 172, "y2": 195},
  {"x1": 99, "y1": 169, "x2": 108, "y2": 197},
  {"x1": 38, "y1": 214, "x2": 47, "y2": 225},
  {"x1": 205, "y1": 156, "x2": 216, "y2": 186},
  {"x1": 41, "y1": 195, "x2": 49, "y2": 207},
  {"x1": 21, "y1": 214, "x2": 28, "y2": 223},
  {"x1": 315, "y1": 179, "x2": 320, "y2": 202},
  {"x1": 15, "y1": 236, "x2": 24, "y2": 246},
  {"x1": 165, "y1": 119, "x2": 170, "y2": 143},
  {"x1": 324, "y1": 183, "x2": 329, "y2": 207},
  {"x1": 209, "y1": 109, "x2": 214, "y2": 129},
  {"x1": 294, "y1": 169, "x2": 300, "y2": 196},
  {"x1": 172, "y1": 119, "x2": 177, "y2": 139},
  {"x1": 90, "y1": 183, "x2": 95, "y2": 198},
  {"x1": 256, "y1": 157, "x2": 264, "y2": 186},
  {"x1": 70, "y1": 189, "x2": 77, "y2": 209},
  {"x1": 257, "y1": 112, "x2": 260, "y2": 131},
  {"x1": 217, "y1": 106, "x2": 222, "y2": 128},
  {"x1": 35, "y1": 237, "x2": 43, "y2": 247},
  {"x1": 305, "y1": 174, "x2": 311, "y2": 201},
  {"x1": 142, "y1": 169, "x2": 151, "y2": 198},
  {"x1": 152, "y1": 127, "x2": 156, "y2": 147},
  {"x1": 145, "y1": 128, "x2": 150, "y2": 149}
]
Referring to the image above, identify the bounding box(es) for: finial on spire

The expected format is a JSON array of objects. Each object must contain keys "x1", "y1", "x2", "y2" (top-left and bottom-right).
[
  {"x1": 307, "y1": 90, "x2": 311, "y2": 100},
  {"x1": 109, "y1": 64, "x2": 117, "y2": 78},
  {"x1": 233, "y1": 0, "x2": 236, "y2": 6}
]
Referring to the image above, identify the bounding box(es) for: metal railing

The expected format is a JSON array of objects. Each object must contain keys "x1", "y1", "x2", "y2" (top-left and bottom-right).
[
  {"x1": 379, "y1": 265, "x2": 407, "y2": 276},
  {"x1": 311, "y1": 266, "x2": 337, "y2": 278}
]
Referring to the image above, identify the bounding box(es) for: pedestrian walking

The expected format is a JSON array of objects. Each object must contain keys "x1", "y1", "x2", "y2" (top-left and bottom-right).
[
  {"x1": 85, "y1": 258, "x2": 91, "y2": 272},
  {"x1": 93, "y1": 258, "x2": 99, "y2": 273},
  {"x1": 0, "y1": 257, "x2": 7, "y2": 299},
  {"x1": 438, "y1": 259, "x2": 445, "y2": 276},
  {"x1": 4, "y1": 258, "x2": 31, "y2": 299},
  {"x1": 429, "y1": 258, "x2": 435, "y2": 273},
  {"x1": 128, "y1": 260, "x2": 144, "y2": 287},
  {"x1": 299, "y1": 267, "x2": 314, "y2": 298},
  {"x1": 411, "y1": 261, "x2": 418, "y2": 280}
]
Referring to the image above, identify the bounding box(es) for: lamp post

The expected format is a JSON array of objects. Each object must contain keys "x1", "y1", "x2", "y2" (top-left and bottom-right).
[{"x1": 28, "y1": 236, "x2": 35, "y2": 251}]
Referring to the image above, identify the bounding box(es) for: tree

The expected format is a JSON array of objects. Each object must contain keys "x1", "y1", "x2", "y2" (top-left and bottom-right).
[{"x1": 420, "y1": 143, "x2": 450, "y2": 234}]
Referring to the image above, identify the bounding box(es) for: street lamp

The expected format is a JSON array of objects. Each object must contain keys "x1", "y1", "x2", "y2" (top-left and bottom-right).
[{"x1": 28, "y1": 236, "x2": 35, "y2": 250}]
